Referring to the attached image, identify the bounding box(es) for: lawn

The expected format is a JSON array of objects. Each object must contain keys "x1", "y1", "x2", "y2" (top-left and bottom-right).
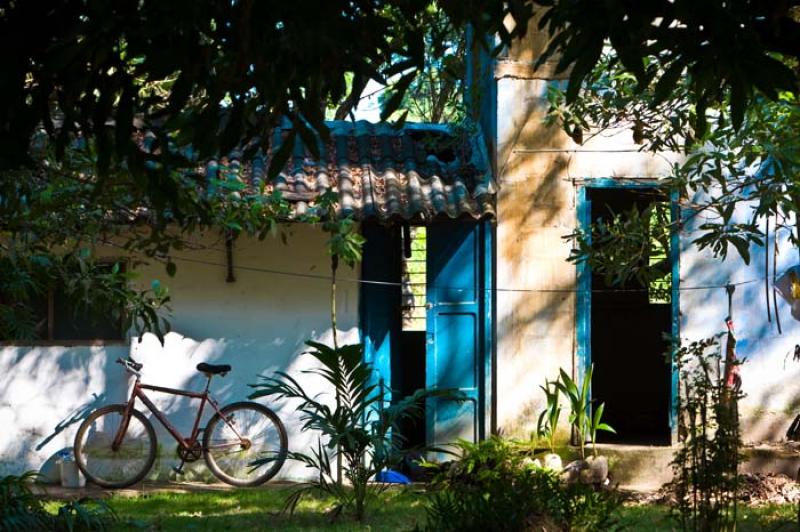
[
  {"x1": 47, "y1": 486, "x2": 427, "y2": 531},
  {"x1": 45, "y1": 487, "x2": 800, "y2": 531}
]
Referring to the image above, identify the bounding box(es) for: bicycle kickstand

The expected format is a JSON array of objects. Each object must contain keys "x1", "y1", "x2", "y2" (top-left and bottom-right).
[{"x1": 172, "y1": 460, "x2": 187, "y2": 476}]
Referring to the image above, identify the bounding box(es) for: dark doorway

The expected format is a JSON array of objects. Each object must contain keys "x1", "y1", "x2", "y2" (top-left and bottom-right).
[
  {"x1": 361, "y1": 223, "x2": 427, "y2": 455},
  {"x1": 361, "y1": 220, "x2": 491, "y2": 469},
  {"x1": 588, "y1": 188, "x2": 672, "y2": 445}
]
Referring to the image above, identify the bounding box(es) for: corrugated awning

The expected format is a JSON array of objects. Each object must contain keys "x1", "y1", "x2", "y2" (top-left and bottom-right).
[{"x1": 201, "y1": 120, "x2": 495, "y2": 222}]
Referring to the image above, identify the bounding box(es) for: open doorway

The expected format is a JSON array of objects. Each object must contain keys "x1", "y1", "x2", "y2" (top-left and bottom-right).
[
  {"x1": 394, "y1": 226, "x2": 428, "y2": 452},
  {"x1": 360, "y1": 223, "x2": 427, "y2": 465},
  {"x1": 587, "y1": 187, "x2": 673, "y2": 445},
  {"x1": 361, "y1": 220, "x2": 492, "y2": 468}
]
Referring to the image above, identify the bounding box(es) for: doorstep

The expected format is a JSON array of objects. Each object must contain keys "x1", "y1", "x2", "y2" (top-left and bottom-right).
[{"x1": 590, "y1": 442, "x2": 800, "y2": 491}]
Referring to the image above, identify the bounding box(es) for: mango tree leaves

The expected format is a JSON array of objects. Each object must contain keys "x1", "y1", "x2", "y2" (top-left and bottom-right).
[{"x1": 535, "y1": 0, "x2": 800, "y2": 134}]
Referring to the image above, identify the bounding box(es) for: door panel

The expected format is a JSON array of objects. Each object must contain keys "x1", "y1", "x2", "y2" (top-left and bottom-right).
[
  {"x1": 360, "y1": 223, "x2": 401, "y2": 401},
  {"x1": 426, "y1": 222, "x2": 483, "y2": 448}
]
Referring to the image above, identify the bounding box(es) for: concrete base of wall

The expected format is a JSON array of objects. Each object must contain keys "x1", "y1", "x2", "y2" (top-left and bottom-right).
[
  {"x1": 596, "y1": 444, "x2": 675, "y2": 491},
  {"x1": 594, "y1": 443, "x2": 800, "y2": 491}
]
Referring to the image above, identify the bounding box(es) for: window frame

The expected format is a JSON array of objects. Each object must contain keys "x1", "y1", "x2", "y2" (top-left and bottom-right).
[{"x1": 0, "y1": 258, "x2": 130, "y2": 346}]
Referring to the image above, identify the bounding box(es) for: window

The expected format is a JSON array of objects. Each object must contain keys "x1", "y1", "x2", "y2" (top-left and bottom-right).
[
  {"x1": 35, "y1": 261, "x2": 126, "y2": 342},
  {"x1": 401, "y1": 227, "x2": 427, "y2": 331}
]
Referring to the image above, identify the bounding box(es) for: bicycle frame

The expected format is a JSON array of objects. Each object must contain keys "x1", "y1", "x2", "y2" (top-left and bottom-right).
[{"x1": 112, "y1": 375, "x2": 245, "y2": 452}]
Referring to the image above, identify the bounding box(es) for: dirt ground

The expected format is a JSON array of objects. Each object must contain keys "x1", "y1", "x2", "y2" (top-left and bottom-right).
[{"x1": 625, "y1": 473, "x2": 800, "y2": 506}]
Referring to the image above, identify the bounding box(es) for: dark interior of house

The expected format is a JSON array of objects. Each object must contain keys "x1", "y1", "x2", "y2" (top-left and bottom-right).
[
  {"x1": 361, "y1": 222, "x2": 428, "y2": 471},
  {"x1": 589, "y1": 188, "x2": 673, "y2": 445},
  {"x1": 393, "y1": 331, "x2": 427, "y2": 451}
]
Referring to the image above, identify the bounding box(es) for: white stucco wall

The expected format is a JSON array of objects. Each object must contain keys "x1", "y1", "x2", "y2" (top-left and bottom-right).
[
  {"x1": 0, "y1": 225, "x2": 359, "y2": 481},
  {"x1": 680, "y1": 200, "x2": 800, "y2": 442},
  {"x1": 493, "y1": 69, "x2": 679, "y2": 438},
  {"x1": 492, "y1": 38, "x2": 799, "y2": 445}
]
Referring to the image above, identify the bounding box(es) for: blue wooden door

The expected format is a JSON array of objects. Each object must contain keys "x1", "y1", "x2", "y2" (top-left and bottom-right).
[
  {"x1": 426, "y1": 221, "x2": 491, "y2": 447},
  {"x1": 360, "y1": 223, "x2": 401, "y2": 404}
]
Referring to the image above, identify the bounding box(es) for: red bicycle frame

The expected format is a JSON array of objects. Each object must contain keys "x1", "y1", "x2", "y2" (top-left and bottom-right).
[{"x1": 112, "y1": 374, "x2": 246, "y2": 452}]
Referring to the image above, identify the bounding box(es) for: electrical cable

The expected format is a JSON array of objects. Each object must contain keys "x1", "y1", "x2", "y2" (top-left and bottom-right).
[{"x1": 167, "y1": 253, "x2": 765, "y2": 294}]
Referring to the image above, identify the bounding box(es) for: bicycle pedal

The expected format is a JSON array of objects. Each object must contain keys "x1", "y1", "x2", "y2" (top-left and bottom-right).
[{"x1": 171, "y1": 465, "x2": 186, "y2": 476}]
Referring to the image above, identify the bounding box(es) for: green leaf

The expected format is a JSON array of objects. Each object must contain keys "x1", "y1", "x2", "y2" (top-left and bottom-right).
[
  {"x1": 729, "y1": 236, "x2": 751, "y2": 265},
  {"x1": 596, "y1": 423, "x2": 616, "y2": 433},
  {"x1": 380, "y1": 73, "x2": 415, "y2": 121}
]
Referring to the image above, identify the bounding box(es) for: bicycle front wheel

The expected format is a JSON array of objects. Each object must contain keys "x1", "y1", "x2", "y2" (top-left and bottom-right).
[
  {"x1": 74, "y1": 404, "x2": 157, "y2": 489},
  {"x1": 203, "y1": 401, "x2": 287, "y2": 486}
]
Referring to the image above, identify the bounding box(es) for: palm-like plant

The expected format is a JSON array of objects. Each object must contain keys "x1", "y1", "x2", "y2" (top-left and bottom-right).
[
  {"x1": 556, "y1": 367, "x2": 591, "y2": 460},
  {"x1": 589, "y1": 402, "x2": 615, "y2": 458},
  {"x1": 536, "y1": 379, "x2": 562, "y2": 455},
  {"x1": 249, "y1": 341, "x2": 453, "y2": 521},
  {"x1": 556, "y1": 364, "x2": 614, "y2": 459}
]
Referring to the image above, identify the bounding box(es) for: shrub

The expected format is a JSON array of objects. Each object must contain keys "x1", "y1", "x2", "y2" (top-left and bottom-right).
[
  {"x1": 421, "y1": 437, "x2": 622, "y2": 531},
  {"x1": 249, "y1": 341, "x2": 453, "y2": 521},
  {"x1": 0, "y1": 471, "x2": 116, "y2": 531},
  {"x1": 671, "y1": 336, "x2": 743, "y2": 531}
]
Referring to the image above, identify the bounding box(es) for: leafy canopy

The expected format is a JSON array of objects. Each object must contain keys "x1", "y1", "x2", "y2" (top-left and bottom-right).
[
  {"x1": 536, "y1": 0, "x2": 800, "y2": 134},
  {"x1": 0, "y1": 1, "x2": 532, "y2": 180}
]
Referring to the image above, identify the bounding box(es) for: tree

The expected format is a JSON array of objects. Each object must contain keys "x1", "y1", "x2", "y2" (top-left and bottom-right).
[
  {"x1": 0, "y1": 1, "x2": 534, "y2": 340},
  {"x1": 381, "y1": 4, "x2": 468, "y2": 124},
  {"x1": 537, "y1": 3, "x2": 800, "y2": 291},
  {"x1": 0, "y1": 1, "x2": 531, "y2": 178},
  {"x1": 549, "y1": 48, "x2": 800, "y2": 293},
  {"x1": 535, "y1": 0, "x2": 800, "y2": 134}
]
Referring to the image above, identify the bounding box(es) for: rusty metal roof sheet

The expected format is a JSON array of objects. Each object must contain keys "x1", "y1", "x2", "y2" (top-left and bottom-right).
[{"x1": 201, "y1": 121, "x2": 495, "y2": 221}]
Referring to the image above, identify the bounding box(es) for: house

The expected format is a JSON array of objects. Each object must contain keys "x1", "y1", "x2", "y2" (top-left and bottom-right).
[
  {"x1": 0, "y1": 120, "x2": 495, "y2": 482},
  {"x1": 2, "y1": 15, "x2": 799, "y2": 487}
]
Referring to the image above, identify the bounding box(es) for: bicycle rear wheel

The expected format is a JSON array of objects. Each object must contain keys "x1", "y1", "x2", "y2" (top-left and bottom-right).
[
  {"x1": 203, "y1": 401, "x2": 287, "y2": 486},
  {"x1": 74, "y1": 404, "x2": 156, "y2": 489}
]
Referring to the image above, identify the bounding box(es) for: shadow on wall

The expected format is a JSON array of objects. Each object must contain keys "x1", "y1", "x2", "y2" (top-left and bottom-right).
[
  {"x1": 680, "y1": 190, "x2": 800, "y2": 442},
  {"x1": 36, "y1": 392, "x2": 107, "y2": 452},
  {"x1": 0, "y1": 327, "x2": 358, "y2": 482},
  {"x1": 494, "y1": 79, "x2": 671, "y2": 436}
]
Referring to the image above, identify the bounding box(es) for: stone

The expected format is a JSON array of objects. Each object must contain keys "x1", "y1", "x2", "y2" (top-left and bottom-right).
[
  {"x1": 543, "y1": 453, "x2": 563, "y2": 472},
  {"x1": 584, "y1": 455, "x2": 609, "y2": 484},
  {"x1": 561, "y1": 459, "x2": 588, "y2": 484}
]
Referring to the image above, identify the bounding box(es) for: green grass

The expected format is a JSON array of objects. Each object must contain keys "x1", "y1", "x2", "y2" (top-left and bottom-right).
[
  {"x1": 45, "y1": 488, "x2": 800, "y2": 531},
  {"x1": 618, "y1": 504, "x2": 798, "y2": 531},
  {"x1": 47, "y1": 486, "x2": 427, "y2": 531}
]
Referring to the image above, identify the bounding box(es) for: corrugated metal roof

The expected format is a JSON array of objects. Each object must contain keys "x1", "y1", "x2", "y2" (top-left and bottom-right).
[{"x1": 202, "y1": 120, "x2": 495, "y2": 221}]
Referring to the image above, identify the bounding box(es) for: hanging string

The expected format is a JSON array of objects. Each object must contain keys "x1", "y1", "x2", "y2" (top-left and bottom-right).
[
  {"x1": 167, "y1": 253, "x2": 765, "y2": 294},
  {"x1": 773, "y1": 219, "x2": 783, "y2": 334},
  {"x1": 765, "y1": 214, "x2": 772, "y2": 323}
]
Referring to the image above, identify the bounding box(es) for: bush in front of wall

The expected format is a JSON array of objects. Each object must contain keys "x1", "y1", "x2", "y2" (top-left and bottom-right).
[
  {"x1": 249, "y1": 341, "x2": 457, "y2": 522},
  {"x1": 670, "y1": 336, "x2": 743, "y2": 532},
  {"x1": 0, "y1": 471, "x2": 116, "y2": 531},
  {"x1": 420, "y1": 437, "x2": 622, "y2": 532}
]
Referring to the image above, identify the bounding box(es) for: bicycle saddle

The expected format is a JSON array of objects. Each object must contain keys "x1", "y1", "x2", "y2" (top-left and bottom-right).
[{"x1": 196, "y1": 362, "x2": 231, "y2": 375}]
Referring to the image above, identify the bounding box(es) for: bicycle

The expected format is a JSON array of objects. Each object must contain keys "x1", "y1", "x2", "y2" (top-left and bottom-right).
[{"x1": 73, "y1": 356, "x2": 288, "y2": 488}]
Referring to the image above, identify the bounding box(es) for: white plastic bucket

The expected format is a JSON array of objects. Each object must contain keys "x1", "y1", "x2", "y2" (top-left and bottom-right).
[{"x1": 58, "y1": 455, "x2": 86, "y2": 488}]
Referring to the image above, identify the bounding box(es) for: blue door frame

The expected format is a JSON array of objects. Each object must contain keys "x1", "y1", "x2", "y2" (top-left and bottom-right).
[
  {"x1": 576, "y1": 179, "x2": 680, "y2": 437},
  {"x1": 360, "y1": 220, "x2": 494, "y2": 446}
]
